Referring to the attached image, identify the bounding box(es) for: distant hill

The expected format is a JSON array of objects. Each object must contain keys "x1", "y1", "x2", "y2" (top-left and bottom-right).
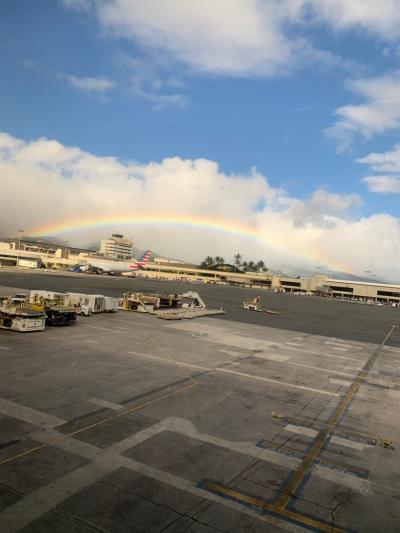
[{"x1": 277, "y1": 264, "x2": 385, "y2": 283}]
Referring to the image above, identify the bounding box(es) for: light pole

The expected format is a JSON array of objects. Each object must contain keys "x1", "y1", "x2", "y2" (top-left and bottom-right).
[{"x1": 17, "y1": 229, "x2": 24, "y2": 267}]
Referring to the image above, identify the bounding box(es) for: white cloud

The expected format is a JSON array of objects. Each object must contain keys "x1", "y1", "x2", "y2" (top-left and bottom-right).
[
  {"x1": 357, "y1": 143, "x2": 400, "y2": 172},
  {"x1": 362, "y1": 175, "x2": 400, "y2": 194},
  {"x1": 95, "y1": 0, "x2": 295, "y2": 77},
  {"x1": 2, "y1": 131, "x2": 400, "y2": 278},
  {"x1": 358, "y1": 143, "x2": 400, "y2": 194},
  {"x1": 308, "y1": 0, "x2": 400, "y2": 40},
  {"x1": 62, "y1": 1, "x2": 400, "y2": 79},
  {"x1": 327, "y1": 71, "x2": 400, "y2": 150},
  {"x1": 61, "y1": 74, "x2": 116, "y2": 92}
]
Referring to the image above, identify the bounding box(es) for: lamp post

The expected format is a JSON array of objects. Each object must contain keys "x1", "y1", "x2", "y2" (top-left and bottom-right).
[{"x1": 17, "y1": 229, "x2": 24, "y2": 267}]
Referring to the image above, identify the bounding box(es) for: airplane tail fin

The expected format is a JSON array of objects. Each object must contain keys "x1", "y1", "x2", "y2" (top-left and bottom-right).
[{"x1": 130, "y1": 250, "x2": 151, "y2": 270}]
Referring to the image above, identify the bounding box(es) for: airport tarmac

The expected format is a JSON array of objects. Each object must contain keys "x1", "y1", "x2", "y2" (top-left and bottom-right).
[
  {"x1": 0, "y1": 269, "x2": 400, "y2": 346},
  {"x1": 1, "y1": 271, "x2": 400, "y2": 531}
]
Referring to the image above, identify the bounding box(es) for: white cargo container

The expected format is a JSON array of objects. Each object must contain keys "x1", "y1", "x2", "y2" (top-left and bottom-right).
[
  {"x1": 30, "y1": 290, "x2": 67, "y2": 304},
  {"x1": 104, "y1": 297, "x2": 119, "y2": 312},
  {"x1": 66, "y1": 293, "x2": 105, "y2": 313},
  {"x1": 18, "y1": 259, "x2": 40, "y2": 269}
]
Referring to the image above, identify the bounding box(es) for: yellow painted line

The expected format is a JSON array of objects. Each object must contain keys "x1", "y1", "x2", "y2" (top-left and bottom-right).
[
  {"x1": 0, "y1": 382, "x2": 197, "y2": 466},
  {"x1": 203, "y1": 481, "x2": 346, "y2": 533},
  {"x1": 275, "y1": 324, "x2": 398, "y2": 510}
]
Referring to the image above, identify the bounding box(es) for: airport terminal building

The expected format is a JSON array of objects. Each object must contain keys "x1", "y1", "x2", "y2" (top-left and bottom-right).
[{"x1": 1, "y1": 238, "x2": 400, "y2": 306}]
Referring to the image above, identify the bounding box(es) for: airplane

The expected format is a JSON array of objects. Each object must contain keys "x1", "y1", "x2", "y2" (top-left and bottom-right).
[{"x1": 73, "y1": 250, "x2": 152, "y2": 275}]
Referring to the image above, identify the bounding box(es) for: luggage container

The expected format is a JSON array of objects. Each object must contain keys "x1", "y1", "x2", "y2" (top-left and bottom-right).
[
  {"x1": 30, "y1": 290, "x2": 67, "y2": 305},
  {"x1": 104, "y1": 296, "x2": 119, "y2": 313},
  {"x1": 66, "y1": 293, "x2": 105, "y2": 313}
]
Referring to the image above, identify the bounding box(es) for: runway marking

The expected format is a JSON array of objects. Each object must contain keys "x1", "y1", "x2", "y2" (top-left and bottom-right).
[
  {"x1": 253, "y1": 353, "x2": 290, "y2": 362},
  {"x1": 128, "y1": 350, "x2": 338, "y2": 396},
  {"x1": 218, "y1": 349, "x2": 245, "y2": 357},
  {"x1": 275, "y1": 343, "x2": 363, "y2": 363},
  {"x1": 288, "y1": 362, "x2": 356, "y2": 378},
  {"x1": 330, "y1": 435, "x2": 373, "y2": 451},
  {"x1": 87, "y1": 397, "x2": 123, "y2": 411},
  {"x1": 0, "y1": 398, "x2": 66, "y2": 429},
  {"x1": 0, "y1": 460, "x2": 117, "y2": 533},
  {"x1": 128, "y1": 350, "x2": 208, "y2": 371},
  {"x1": 0, "y1": 383, "x2": 198, "y2": 467},
  {"x1": 285, "y1": 424, "x2": 318, "y2": 438},
  {"x1": 215, "y1": 368, "x2": 339, "y2": 397},
  {"x1": 275, "y1": 324, "x2": 398, "y2": 510},
  {"x1": 83, "y1": 324, "x2": 116, "y2": 332},
  {"x1": 19, "y1": 427, "x2": 299, "y2": 533},
  {"x1": 202, "y1": 325, "x2": 398, "y2": 532},
  {"x1": 325, "y1": 341, "x2": 362, "y2": 350},
  {"x1": 284, "y1": 342, "x2": 303, "y2": 347},
  {"x1": 0, "y1": 345, "x2": 11, "y2": 351},
  {"x1": 200, "y1": 480, "x2": 346, "y2": 533}
]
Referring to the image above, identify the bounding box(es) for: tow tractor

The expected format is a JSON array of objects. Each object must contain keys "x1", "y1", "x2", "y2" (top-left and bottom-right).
[
  {"x1": 30, "y1": 295, "x2": 77, "y2": 326},
  {"x1": 242, "y1": 296, "x2": 280, "y2": 315}
]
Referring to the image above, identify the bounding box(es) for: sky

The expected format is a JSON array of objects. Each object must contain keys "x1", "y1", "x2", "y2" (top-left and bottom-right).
[{"x1": 1, "y1": 0, "x2": 400, "y2": 279}]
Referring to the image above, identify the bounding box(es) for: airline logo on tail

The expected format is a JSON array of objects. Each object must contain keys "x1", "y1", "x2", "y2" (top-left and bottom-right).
[{"x1": 129, "y1": 250, "x2": 152, "y2": 270}]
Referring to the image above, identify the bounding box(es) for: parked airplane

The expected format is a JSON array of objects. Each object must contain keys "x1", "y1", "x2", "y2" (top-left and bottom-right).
[{"x1": 73, "y1": 250, "x2": 152, "y2": 275}]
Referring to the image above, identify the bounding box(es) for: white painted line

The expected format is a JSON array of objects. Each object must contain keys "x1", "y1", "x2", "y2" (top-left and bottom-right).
[
  {"x1": 127, "y1": 351, "x2": 339, "y2": 396},
  {"x1": 290, "y1": 363, "x2": 355, "y2": 378},
  {"x1": 253, "y1": 353, "x2": 290, "y2": 362},
  {"x1": 84, "y1": 324, "x2": 116, "y2": 332},
  {"x1": 329, "y1": 435, "x2": 372, "y2": 451},
  {"x1": 0, "y1": 345, "x2": 11, "y2": 351},
  {"x1": 325, "y1": 341, "x2": 362, "y2": 350},
  {"x1": 285, "y1": 342, "x2": 303, "y2": 347},
  {"x1": 127, "y1": 350, "x2": 208, "y2": 371},
  {"x1": 216, "y1": 368, "x2": 339, "y2": 397},
  {"x1": 313, "y1": 466, "x2": 370, "y2": 495},
  {"x1": 0, "y1": 461, "x2": 117, "y2": 533},
  {"x1": 332, "y1": 347, "x2": 348, "y2": 352},
  {"x1": 87, "y1": 397, "x2": 123, "y2": 411},
  {"x1": 219, "y1": 349, "x2": 244, "y2": 357},
  {"x1": 84, "y1": 339, "x2": 99, "y2": 344},
  {"x1": 115, "y1": 455, "x2": 300, "y2": 532},
  {"x1": 0, "y1": 398, "x2": 66, "y2": 429},
  {"x1": 277, "y1": 344, "x2": 363, "y2": 363},
  {"x1": 329, "y1": 378, "x2": 352, "y2": 387},
  {"x1": 285, "y1": 424, "x2": 318, "y2": 438}
]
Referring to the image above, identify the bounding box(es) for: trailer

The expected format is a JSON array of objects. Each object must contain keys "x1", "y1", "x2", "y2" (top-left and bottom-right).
[
  {"x1": 44, "y1": 307, "x2": 76, "y2": 326},
  {"x1": 30, "y1": 290, "x2": 67, "y2": 305},
  {"x1": 66, "y1": 293, "x2": 105, "y2": 314},
  {"x1": 121, "y1": 292, "x2": 160, "y2": 312},
  {"x1": 121, "y1": 291, "x2": 224, "y2": 320},
  {"x1": 243, "y1": 296, "x2": 280, "y2": 315},
  {"x1": 0, "y1": 304, "x2": 46, "y2": 332},
  {"x1": 104, "y1": 296, "x2": 119, "y2": 313}
]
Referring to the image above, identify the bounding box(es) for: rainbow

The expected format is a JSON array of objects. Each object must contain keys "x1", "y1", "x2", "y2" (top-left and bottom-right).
[{"x1": 29, "y1": 214, "x2": 346, "y2": 272}]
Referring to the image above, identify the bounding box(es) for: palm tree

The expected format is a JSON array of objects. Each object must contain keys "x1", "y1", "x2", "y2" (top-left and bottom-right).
[
  {"x1": 233, "y1": 253, "x2": 242, "y2": 269},
  {"x1": 256, "y1": 260, "x2": 265, "y2": 272},
  {"x1": 200, "y1": 256, "x2": 215, "y2": 269},
  {"x1": 214, "y1": 256, "x2": 225, "y2": 265}
]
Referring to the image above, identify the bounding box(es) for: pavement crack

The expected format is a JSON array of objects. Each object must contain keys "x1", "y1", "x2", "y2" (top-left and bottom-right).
[{"x1": 330, "y1": 489, "x2": 353, "y2": 532}]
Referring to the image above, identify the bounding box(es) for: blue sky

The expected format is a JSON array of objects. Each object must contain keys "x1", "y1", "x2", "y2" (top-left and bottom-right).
[{"x1": 2, "y1": 1, "x2": 400, "y2": 278}]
